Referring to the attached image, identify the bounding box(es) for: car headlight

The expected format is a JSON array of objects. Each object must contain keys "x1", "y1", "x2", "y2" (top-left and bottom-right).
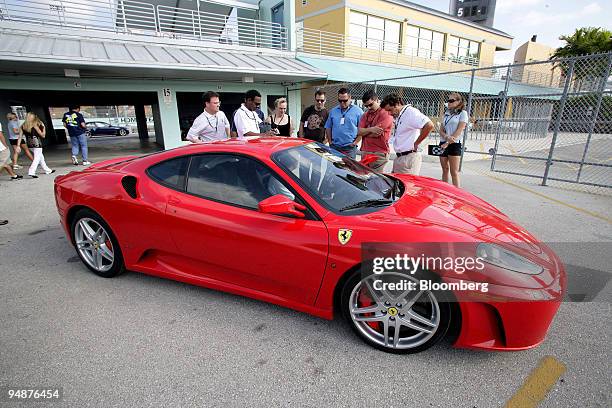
[{"x1": 476, "y1": 243, "x2": 543, "y2": 275}]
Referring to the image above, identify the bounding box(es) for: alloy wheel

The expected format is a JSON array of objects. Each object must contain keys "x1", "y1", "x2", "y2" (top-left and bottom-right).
[
  {"x1": 348, "y1": 273, "x2": 441, "y2": 350},
  {"x1": 75, "y1": 217, "x2": 115, "y2": 272}
]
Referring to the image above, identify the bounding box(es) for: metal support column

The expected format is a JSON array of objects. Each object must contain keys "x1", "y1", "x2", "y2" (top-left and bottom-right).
[
  {"x1": 576, "y1": 54, "x2": 612, "y2": 183},
  {"x1": 459, "y1": 68, "x2": 476, "y2": 172},
  {"x1": 490, "y1": 64, "x2": 512, "y2": 171},
  {"x1": 542, "y1": 60, "x2": 575, "y2": 186},
  {"x1": 135, "y1": 104, "x2": 149, "y2": 140}
]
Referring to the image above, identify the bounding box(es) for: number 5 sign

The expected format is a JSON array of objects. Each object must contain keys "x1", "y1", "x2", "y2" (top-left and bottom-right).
[{"x1": 162, "y1": 88, "x2": 172, "y2": 104}]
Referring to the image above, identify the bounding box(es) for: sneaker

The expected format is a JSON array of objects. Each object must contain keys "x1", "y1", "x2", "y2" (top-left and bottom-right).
[
  {"x1": 71, "y1": 155, "x2": 79, "y2": 165},
  {"x1": 13, "y1": 164, "x2": 22, "y2": 170},
  {"x1": 45, "y1": 169, "x2": 56, "y2": 175},
  {"x1": 0, "y1": 220, "x2": 8, "y2": 226},
  {"x1": 30, "y1": 174, "x2": 38, "y2": 178},
  {"x1": 82, "y1": 161, "x2": 92, "y2": 166},
  {"x1": 10, "y1": 175, "x2": 23, "y2": 180}
]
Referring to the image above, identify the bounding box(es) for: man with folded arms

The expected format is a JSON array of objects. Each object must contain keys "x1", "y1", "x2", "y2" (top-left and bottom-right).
[
  {"x1": 381, "y1": 93, "x2": 434, "y2": 175},
  {"x1": 356, "y1": 90, "x2": 393, "y2": 171}
]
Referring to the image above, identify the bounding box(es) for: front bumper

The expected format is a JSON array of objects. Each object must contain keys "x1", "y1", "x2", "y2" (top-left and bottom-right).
[{"x1": 448, "y1": 268, "x2": 565, "y2": 350}]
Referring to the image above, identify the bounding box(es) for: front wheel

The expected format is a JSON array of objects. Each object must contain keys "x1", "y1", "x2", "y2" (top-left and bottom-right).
[
  {"x1": 71, "y1": 209, "x2": 125, "y2": 278},
  {"x1": 340, "y1": 270, "x2": 454, "y2": 354}
]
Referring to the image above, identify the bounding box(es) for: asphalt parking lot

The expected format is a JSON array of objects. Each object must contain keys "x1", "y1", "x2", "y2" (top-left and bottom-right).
[
  {"x1": 1, "y1": 153, "x2": 610, "y2": 407},
  {"x1": 463, "y1": 138, "x2": 611, "y2": 189}
]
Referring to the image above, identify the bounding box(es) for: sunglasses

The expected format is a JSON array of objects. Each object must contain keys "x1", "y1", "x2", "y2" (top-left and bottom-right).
[
  {"x1": 338, "y1": 99, "x2": 350, "y2": 103},
  {"x1": 447, "y1": 99, "x2": 457, "y2": 103},
  {"x1": 316, "y1": 99, "x2": 325, "y2": 103},
  {"x1": 364, "y1": 102, "x2": 375, "y2": 108}
]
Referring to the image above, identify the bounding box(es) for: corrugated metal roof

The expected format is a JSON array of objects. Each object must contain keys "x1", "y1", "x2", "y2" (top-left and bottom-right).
[
  {"x1": 298, "y1": 55, "x2": 561, "y2": 97},
  {"x1": 0, "y1": 28, "x2": 326, "y2": 80}
]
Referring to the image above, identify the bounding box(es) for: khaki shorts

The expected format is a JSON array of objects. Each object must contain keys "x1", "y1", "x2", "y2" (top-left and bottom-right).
[
  {"x1": 0, "y1": 148, "x2": 10, "y2": 166},
  {"x1": 392, "y1": 152, "x2": 422, "y2": 175}
]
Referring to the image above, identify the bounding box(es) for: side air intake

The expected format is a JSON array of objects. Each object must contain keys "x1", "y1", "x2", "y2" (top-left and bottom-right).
[{"x1": 121, "y1": 176, "x2": 138, "y2": 199}]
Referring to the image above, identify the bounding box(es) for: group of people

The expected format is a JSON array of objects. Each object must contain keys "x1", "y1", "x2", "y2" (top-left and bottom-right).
[
  {"x1": 0, "y1": 106, "x2": 92, "y2": 181},
  {"x1": 1, "y1": 111, "x2": 55, "y2": 180},
  {"x1": 318, "y1": 87, "x2": 467, "y2": 187},
  {"x1": 186, "y1": 90, "x2": 296, "y2": 142},
  {"x1": 186, "y1": 88, "x2": 468, "y2": 187}
]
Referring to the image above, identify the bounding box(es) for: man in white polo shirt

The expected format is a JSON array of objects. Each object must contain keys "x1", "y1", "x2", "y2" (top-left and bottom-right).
[
  {"x1": 187, "y1": 91, "x2": 230, "y2": 142},
  {"x1": 381, "y1": 93, "x2": 434, "y2": 175},
  {"x1": 233, "y1": 89, "x2": 276, "y2": 139}
]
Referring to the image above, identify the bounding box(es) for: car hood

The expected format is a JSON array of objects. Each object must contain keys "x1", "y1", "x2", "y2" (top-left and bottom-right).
[{"x1": 373, "y1": 174, "x2": 539, "y2": 247}]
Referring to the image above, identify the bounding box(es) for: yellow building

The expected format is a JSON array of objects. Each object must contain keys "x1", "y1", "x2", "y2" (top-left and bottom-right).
[
  {"x1": 295, "y1": 0, "x2": 513, "y2": 72},
  {"x1": 513, "y1": 38, "x2": 563, "y2": 87}
]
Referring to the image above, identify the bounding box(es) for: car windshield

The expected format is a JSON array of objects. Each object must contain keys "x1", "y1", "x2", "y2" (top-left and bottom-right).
[{"x1": 273, "y1": 143, "x2": 403, "y2": 213}]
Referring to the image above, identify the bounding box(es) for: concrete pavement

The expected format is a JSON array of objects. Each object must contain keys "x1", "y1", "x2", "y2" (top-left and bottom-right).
[{"x1": 0, "y1": 148, "x2": 610, "y2": 407}]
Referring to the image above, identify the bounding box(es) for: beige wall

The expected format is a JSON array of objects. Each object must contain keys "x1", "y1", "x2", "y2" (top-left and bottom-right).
[
  {"x1": 295, "y1": 0, "x2": 342, "y2": 18},
  {"x1": 302, "y1": 7, "x2": 347, "y2": 34},
  {"x1": 296, "y1": 0, "x2": 512, "y2": 72},
  {"x1": 513, "y1": 41, "x2": 562, "y2": 86},
  {"x1": 347, "y1": 0, "x2": 512, "y2": 50}
]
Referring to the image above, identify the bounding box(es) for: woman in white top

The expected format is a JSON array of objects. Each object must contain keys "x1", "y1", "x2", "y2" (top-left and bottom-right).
[
  {"x1": 21, "y1": 112, "x2": 54, "y2": 178},
  {"x1": 265, "y1": 97, "x2": 294, "y2": 137},
  {"x1": 438, "y1": 93, "x2": 469, "y2": 188}
]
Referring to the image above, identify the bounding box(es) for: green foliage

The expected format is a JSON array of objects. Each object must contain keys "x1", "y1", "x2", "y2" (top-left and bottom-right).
[
  {"x1": 549, "y1": 28, "x2": 612, "y2": 86},
  {"x1": 551, "y1": 27, "x2": 612, "y2": 59}
]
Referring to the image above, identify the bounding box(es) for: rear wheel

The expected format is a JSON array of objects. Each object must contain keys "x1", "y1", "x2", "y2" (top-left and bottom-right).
[
  {"x1": 71, "y1": 209, "x2": 125, "y2": 278},
  {"x1": 340, "y1": 270, "x2": 454, "y2": 354},
  {"x1": 118, "y1": 129, "x2": 128, "y2": 136}
]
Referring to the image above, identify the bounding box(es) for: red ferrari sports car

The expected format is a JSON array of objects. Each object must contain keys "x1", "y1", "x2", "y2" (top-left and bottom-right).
[{"x1": 54, "y1": 138, "x2": 565, "y2": 353}]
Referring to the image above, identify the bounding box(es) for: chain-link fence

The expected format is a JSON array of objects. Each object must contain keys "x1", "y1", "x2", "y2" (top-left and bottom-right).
[{"x1": 304, "y1": 52, "x2": 612, "y2": 194}]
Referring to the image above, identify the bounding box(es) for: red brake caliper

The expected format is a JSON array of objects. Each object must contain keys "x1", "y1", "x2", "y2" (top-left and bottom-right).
[{"x1": 358, "y1": 288, "x2": 382, "y2": 331}]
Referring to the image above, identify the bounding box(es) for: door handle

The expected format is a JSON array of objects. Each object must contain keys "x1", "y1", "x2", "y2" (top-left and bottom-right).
[{"x1": 168, "y1": 196, "x2": 181, "y2": 206}]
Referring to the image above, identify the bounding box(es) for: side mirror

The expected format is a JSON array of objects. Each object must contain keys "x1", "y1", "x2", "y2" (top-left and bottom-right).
[{"x1": 258, "y1": 195, "x2": 306, "y2": 218}]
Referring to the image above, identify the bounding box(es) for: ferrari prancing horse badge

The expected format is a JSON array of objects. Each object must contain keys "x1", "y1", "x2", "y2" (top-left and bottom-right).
[{"x1": 338, "y1": 229, "x2": 353, "y2": 245}]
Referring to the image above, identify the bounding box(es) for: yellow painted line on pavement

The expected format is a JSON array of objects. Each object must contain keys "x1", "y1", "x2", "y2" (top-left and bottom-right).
[
  {"x1": 466, "y1": 165, "x2": 612, "y2": 224},
  {"x1": 506, "y1": 143, "x2": 527, "y2": 164},
  {"x1": 480, "y1": 142, "x2": 488, "y2": 160},
  {"x1": 505, "y1": 356, "x2": 566, "y2": 408},
  {"x1": 564, "y1": 162, "x2": 578, "y2": 170}
]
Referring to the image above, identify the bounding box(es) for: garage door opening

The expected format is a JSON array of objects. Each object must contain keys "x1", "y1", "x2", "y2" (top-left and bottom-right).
[{"x1": 1, "y1": 90, "x2": 165, "y2": 165}]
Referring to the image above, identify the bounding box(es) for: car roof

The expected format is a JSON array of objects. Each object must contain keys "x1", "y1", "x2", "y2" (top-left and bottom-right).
[{"x1": 173, "y1": 137, "x2": 314, "y2": 157}]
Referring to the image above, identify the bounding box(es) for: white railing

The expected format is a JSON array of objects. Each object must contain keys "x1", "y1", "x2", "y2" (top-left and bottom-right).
[
  {"x1": 0, "y1": 0, "x2": 288, "y2": 51},
  {"x1": 297, "y1": 27, "x2": 479, "y2": 67}
]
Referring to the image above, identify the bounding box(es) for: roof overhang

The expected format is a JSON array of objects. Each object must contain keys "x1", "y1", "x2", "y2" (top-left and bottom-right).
[
  {"x1": 298, "y1": 55, "x2": 561, "y2": 97},
  {"x1": 0, "y1": 25, "x2": 326, "y2": 84}
]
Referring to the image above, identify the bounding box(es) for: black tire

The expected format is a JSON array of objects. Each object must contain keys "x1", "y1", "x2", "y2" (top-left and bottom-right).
[
  {"x1": 85, "y1": 130, "x2": 92, "y2": 138},
  {"x1": 71, "y1": 208, "x2": 125, "y2": 278},
  {"x1": 118, "y1": 129, "x2": 128, "y2": 136},
  {"x1": 340, "y1": 268, "x2": 455, "y2": 354}
]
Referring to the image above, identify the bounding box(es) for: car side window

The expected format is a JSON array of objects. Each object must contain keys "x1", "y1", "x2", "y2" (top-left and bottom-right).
[
  {"x1": 186, "y1": 154, "x2": 294, "y2": 210},
  {"x1": 147, "y1": 156, "x2": 190, "y2": 190}
]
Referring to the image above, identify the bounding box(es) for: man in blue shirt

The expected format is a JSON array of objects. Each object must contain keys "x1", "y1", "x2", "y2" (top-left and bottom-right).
[
  {"x1": 62, "y1": 105, "x2": 90, "y2": 165},
  {"x1": 324, "y1": 88, "x2": 363, "y2": 159}
]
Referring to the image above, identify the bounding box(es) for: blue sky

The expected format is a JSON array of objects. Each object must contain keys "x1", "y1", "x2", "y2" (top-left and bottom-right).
[{"x1": 417, "y1": 0, "x2": 610, "y2": 64}]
